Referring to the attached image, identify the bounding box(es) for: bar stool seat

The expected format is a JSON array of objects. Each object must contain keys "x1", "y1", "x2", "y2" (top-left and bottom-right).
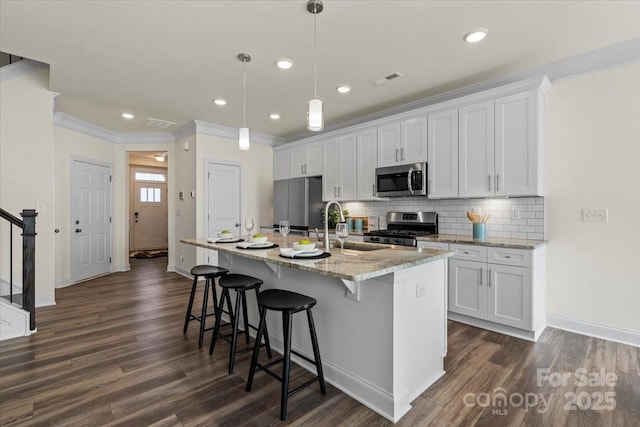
[
  {"x1": 183, "y1": 265, "x2": 229, "y2": 347},
  {"x1": 209, "y1": 274, "x2": 272, "y2": 374},
  {"x1": 246, "y1": 289, "x2": 326, "y2": 421}
]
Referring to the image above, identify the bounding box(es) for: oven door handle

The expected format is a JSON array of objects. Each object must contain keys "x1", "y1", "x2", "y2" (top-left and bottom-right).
[{"x1": 407, "y1": 168, "x2": 414, "y2": 195}]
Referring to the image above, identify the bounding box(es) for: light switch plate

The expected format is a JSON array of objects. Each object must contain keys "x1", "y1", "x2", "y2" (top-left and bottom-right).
[
  {"x1": 416, "y1": 282, "x2": 427, "y2": 298},
  {"x1": 510, "y1": 207, "x2": 520, "y2": 220},
  {"x1": 582, "y1": 208, "x2": 608, "y2": 222}
]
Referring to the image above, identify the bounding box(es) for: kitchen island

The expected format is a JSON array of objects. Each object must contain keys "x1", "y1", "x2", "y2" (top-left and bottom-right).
[{"x1": 181, "y1": 236, "x2": 451, "y2": 422}]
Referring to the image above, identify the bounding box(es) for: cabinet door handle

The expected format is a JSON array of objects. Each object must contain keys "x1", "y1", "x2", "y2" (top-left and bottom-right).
[
  {"x1": 488, "y1": 175, "x2": 491, "y2": 192},
  {"x1": 488, "y1": 269, "x2": 492, "y2": 287},
  {"x1": 496, "y1": 174, "x2": 499, "y2": 192},
  {"x1": 301, "y1": 164, "x2": 304, "y2": 174},
  {"x1": 428, "y1": 179, "x2": 432, "y2": 193},
  {"x1": 338, "y1": 186, "x2": 341, "y2": 197},
  {"x1": 400, "y1": 147, "x2": 405, "y2": 160},
  {"x1": 372, "y1": 184, "x2": 376, "y2": 196},
  {"x1": 305, "y1": 164, "x2": 308, "y2": 174},
  {"x1": 479, "y1": 270, "x2": 483, "y2": 286},
  {"x1": 395, "y1": 148, "x2": 399, "y2": 161},
  {"x1": 463, "y1": 251, "x2": 469, "y2": 254},
  {"x1": 334, "y1": 186, "x2": 337, "y2": 197},
  {"x1": 505, "y1": 255, "x2": 511, "y2": 259}
]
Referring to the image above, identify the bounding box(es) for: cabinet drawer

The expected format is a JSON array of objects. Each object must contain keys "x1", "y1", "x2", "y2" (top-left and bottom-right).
[
  {"x1": 488, "y1": 247, "x2": 532, "y2": 268},
  {"x1": 417, "y1": 241, "x2": 449, "y2": 251},
  {"x1": 450, "y1": 244, "x2": 487, "y2": 262}
]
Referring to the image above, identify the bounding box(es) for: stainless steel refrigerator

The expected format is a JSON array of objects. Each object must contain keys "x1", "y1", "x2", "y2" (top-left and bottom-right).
[{"x1": 273, "y1": 176, "x2": 323, "y2": 234}]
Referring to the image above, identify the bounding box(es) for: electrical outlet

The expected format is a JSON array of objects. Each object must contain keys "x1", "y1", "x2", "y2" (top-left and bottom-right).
[
  {"x1": 176, "y1": 209, "x2": 181, "y2": 216},
  {"x1": 511, "y1": 207, "x2": 520, "y2": 220},
  {"x1": 416, "y1": 282, "x2": 427, "y2": 298},
  {"x1": 582, "y1": 208, "x2": 608, "y2": 223}
]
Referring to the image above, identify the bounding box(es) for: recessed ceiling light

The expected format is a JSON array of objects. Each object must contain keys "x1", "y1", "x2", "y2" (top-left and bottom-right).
[
  {"x1": 213, "y1": 98, "x2": 227, "y2": 106},
  {"x1": 464, "y1": 28, "x2": 488, "y2": 43},
  {"x1": 121, "y1": 112, "x2": 134, "y2": 119},
  {"x1": 276, "y1": 58, "x2": 293, "y2": 70},
  {"x1": 269, "y1": 113, "x2": 281, "y2": 120},
  {"x1": 336, "y1": 85, "x2": 351, "y2": 94}
]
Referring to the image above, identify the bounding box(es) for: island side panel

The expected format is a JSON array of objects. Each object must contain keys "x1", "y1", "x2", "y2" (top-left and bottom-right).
[
  {"x1": 213, "y1": 253, "x2": 399, "y2": 418},
  {"x1": 392, "y1": 259, "x2": 447, "y2": 421}
]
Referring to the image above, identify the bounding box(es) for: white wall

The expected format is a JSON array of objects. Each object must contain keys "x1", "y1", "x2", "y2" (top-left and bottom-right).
[
  {"x1": 545, "y1": 61, "x2": 640, "y2": 334},
  {"x1": 194, "y1": 134, "x2": 273, "y2": 265},
  {"x1": 0, "y1": 67, "x2": 56, "y2": 306},
  {"x1": 173, "y1": 134, "x2": 197, "y2": 275}
]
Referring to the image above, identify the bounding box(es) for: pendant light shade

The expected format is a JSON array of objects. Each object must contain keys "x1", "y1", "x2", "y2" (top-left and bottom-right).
[
  {"x1": 237, "y1": 53, "x2": 251, "y2": 151},
  {"x1": 307, "y1": 98, "x2": 323, "y2": 131},
  {"x1": 238, "y1": 127, "x2": 250, "y2": 151},
  {"x1": 307, "y1": 0, "x2": 324, "y2": 132}
]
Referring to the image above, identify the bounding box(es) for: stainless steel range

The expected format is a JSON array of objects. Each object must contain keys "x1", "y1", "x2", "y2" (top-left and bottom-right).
[{"x1": 364, "y1": 211, "x2": 438, "y2": 247}]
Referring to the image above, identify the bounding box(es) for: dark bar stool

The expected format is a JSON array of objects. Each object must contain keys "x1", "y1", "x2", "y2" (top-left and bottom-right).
[
  {"x1": 246, "y1": 289, "x2": 326, "y2": 421},
  {"x1": 183, "y1": 265, "x2": 229, "y2": 347},
  {"x1": 209, "y1": 274, "x2": 272, "y2": 374}
]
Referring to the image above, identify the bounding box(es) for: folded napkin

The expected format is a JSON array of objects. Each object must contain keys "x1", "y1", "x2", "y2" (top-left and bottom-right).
[
  {"x1": 236, "y1": 241, "x2": 271, "y2": 249},
  {"x1": 206, "y1": 236, "x2": 235, "y2": 243},
  {"x1": 279, "y1": 248, "x2": 322, "y2": 257}
]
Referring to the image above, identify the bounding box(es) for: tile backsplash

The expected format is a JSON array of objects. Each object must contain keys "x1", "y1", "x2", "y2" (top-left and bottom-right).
[{"x1": 344, "y1": 197, "x2": 545, "y2": 240}]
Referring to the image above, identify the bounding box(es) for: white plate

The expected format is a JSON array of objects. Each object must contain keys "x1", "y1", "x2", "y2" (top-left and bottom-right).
[
  {"x1": 215, "y1": 237, "x2": 239, "y2": 243},
  {"x1": 280, "y1": 248, "x2": 324, "y2": 258},
  {"x1": 247, "y1": 242, "x2": 274, "y2": 248}
]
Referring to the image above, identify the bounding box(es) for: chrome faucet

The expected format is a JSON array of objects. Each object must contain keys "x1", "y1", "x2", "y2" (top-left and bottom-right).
[{"x1": 324, "y1": 201, "x2": 345, "y2": 252}]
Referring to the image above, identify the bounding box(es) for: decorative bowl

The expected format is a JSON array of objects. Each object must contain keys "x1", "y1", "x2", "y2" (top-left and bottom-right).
[
  {"x1": 250, "y1": 236, "x2": 268, "y2": 244},
  {"x1": 217, "y1": 231, "x2": 234, "y2": 238},
  {"x1": 293, "y1": 242, "x2": 316, "y2": 252}
]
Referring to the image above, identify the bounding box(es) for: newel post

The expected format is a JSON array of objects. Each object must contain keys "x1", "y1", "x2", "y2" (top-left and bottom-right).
[{"x1": 21, "y1": 209, "x2": 37, "y2": 331}]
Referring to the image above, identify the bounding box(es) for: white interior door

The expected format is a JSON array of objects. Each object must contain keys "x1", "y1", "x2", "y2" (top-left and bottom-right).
[
  {"x1": 131, "y1": 167, "x2": 168, "y2": 251},
  {"x1": 207, "y1": 162, "x2": 241, "y2": 237},
  {"x1": 71, "y1": 159, "x2": 111, "y2": 282}
]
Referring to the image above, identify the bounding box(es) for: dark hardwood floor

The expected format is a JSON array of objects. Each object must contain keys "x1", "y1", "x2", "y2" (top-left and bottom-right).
[{"x1": 1, "y1": 257, "x2": 638, "y2": 426}]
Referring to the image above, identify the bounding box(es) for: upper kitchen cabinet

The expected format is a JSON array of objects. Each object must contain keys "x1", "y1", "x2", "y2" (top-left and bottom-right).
[
  {"x1": 290, "y1": 140, "x2": 323, "y2": 178},
  {"x1": 323, "y1": 134, "x2": 357, "y2": 201},
  {"x1": 273, "y1": 148, "x2": 291, "y2": 181},
  {"x1": 459, "y1": 100, "x2": 494, "y2": 198},
  {"x1": 356, "y1": 128, "x2": 385, "y2": 200},
  {"x1": 377, "y1": 115, "x2": 428, "y2": 167},
  {"x1": 427, "y1": 108, "x2": 459, "y2": 198},
  {"x1": 495, "y1": 91, "x2": 543, "y2": 197}
]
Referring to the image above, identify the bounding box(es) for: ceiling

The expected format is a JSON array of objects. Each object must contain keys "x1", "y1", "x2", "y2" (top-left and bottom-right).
[{"x1": 1, "y1": 1, "x2": 639, "y2": 140}]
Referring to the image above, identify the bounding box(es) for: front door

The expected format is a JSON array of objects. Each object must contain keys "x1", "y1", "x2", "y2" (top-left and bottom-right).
[
  {"x1": 70, "y1": 159, "x2": 112, "y2": 282},
  {"x1": 207, "y1": 162, "x2": 241, "y2": 238},
  {"x1": 131, "y1": 167, "x2": 168, "y2": 251}
]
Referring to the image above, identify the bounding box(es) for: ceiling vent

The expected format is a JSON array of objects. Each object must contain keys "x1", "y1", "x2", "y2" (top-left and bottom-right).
[
  {"x1": 371, "y1": 71, "x2": 404, "y2": 86},
  {"x1": 145, "y1": 118, "x2": 176, "y2": 129}
]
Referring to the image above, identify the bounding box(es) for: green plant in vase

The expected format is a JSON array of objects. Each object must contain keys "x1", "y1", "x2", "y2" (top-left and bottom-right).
[{"x1": 319, "y1": 207, "x2": 349, "y2": 229}]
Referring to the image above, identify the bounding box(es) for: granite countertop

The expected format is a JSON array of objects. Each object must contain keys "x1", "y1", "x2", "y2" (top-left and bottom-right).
[
  {"x1": 417, "y1": 234, "x2": 547, "y2": 250},
  {"x1": 181, "y1": 234, "x2": 451, "y2": 282}
]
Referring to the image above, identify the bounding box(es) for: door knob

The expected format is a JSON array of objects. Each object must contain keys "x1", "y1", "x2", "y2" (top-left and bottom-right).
[{"x1": 75, "y1": 228, "x2": 82, "y2": 233}]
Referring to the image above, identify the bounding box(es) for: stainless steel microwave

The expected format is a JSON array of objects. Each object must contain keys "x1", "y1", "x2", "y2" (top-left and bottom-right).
[{"x1": 375, "y1": 162, "x2": 427, "y2": 197}]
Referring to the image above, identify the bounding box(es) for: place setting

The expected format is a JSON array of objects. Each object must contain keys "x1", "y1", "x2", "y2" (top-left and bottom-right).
[
  {"x1": 279, "y1": 238, "x2": 330, "y2": 259},
  {"x1": 206, "y1": 230, "x2": 244, "y2": 244}
]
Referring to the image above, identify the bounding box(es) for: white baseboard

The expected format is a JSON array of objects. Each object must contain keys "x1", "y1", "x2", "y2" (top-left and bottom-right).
[
  {"x1": 173, "y1": 266, "x2": 192, "y2": 279},
  {"x1": 36, "y1": 296, "x2": 56, "y2": 307},
  {"x1": 55, "y1": 278, "x2": 72, "y2": 288},
  {"x1": 546, "y1": 314, "x2": 640, "y2": 348},
  {"x1": 448, "y1": 312, "x2": 543, "y2": 342},
  {"x1": 112, "y1": 264, "x2": 130, "y2": 272}
]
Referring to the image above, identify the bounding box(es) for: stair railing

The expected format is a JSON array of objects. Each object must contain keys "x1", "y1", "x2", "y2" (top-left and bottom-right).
[{"x1": 0, "y1": 208, "x2": 37, "y2": 331}]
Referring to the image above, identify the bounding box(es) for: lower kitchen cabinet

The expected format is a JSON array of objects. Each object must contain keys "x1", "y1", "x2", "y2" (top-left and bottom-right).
[{"x1": 437, "y1": 242, "x2": 546, "y2": 341}]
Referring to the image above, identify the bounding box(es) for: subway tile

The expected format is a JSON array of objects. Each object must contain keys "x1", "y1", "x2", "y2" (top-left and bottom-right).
[
  {"x1": 511, "y1": 232, "x2": 527, "y2": 239},
  {"x1": 518, "y1": 225, "x2": 536, "y2": 232},
  {"x1": 528, "y1": 219, "x2": 544, "y2": 226},
  {"x1": 527, "y1": 232, "x2": 544, "y2": 240}
]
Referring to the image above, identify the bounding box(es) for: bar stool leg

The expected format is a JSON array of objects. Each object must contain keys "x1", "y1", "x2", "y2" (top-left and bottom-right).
[
  {"x1": 183, "y1": 275, "x2": 199, "y2": 333},
  {"x1": 307, "y1": 309, "x2": 326, "y2": 394},
  {"x1": 253, "y1": 288, "x2": 273, "y2": 359},
  {"x1": 228, "y1": 290, "x2": 243, "y2": 374},
  {"x1": 209, "y1": 288, "x2": 230, "y2": 356},
  {"x1": 280, "y1": 311, "x2": 293, "y2": 421},
  {"x1": 210, "y1": 276, "x2": 219, "y2": 318},
  {"x1": 198, "y1": 277, "x2": 211, "y2": 347},
  {"x1": 246, "y1": 306, "x2": 267, "y2": 392},
  {"x1": 241, "y1": 291, "x2": 250, "y2": 344}
]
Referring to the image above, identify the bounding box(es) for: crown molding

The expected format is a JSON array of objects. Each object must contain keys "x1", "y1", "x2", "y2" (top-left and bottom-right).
[
  {"x1": 285, "y1": 37, "x2": 640, "y2": 143},
  {"x1": 54, "y1": 112, "x2": 175, "y2": 144},
  {"x1": 173, "y1": 120, "x2": 197, "y2": 142},
  {"x1": 0, "y1": 59, "x2": 48, "y2": 84},
  {"x1": 193, "y1": 120, "x2": 284, "y2": 146}
]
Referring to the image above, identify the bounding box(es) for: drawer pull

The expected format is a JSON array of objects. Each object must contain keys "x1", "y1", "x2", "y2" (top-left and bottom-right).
[
  {"x1": 505, "y1": 255, "x2": 511, "y2": 259},
  {"x1": 463, "y1": 251, "x2": 469, "y2": 254}
]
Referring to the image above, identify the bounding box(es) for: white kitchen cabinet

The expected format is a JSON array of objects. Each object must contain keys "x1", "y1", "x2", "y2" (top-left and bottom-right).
[
  {"x1": 427, "y1": 109, "x2": 459, "y2": 198},
  {"x1": 356, "y1": 128, "x2": 386, "y2": 200},
  {"x1": 458, "y1": 100, "x2": 494, "y2": 198},
  {"x1": 290, "y1": 140, "x2": 323, "y2": 178},
  {"x1": 273, "y1": 148, "x2": 290, "y2": 181},
  {"x1": 377, "y1": 115, "x2": 428, "y2": 167},
  {"x1": 449, "y1": 259, "x2": 487, "y2": 319},
  {"x1": 322, "y1": 134, "x2": 357, "y2": 201},
  {"x1": 495, "y1": 91, "x2": 542, "y2": 196},
  {"x1": 417, "y1": 241, "x2": 449, "y2": 251},
  {"x1": 447, "y1": 243, "x2": 546, "y2": 341}
]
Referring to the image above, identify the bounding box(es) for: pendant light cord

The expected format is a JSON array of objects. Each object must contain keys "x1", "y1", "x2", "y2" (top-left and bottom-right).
[
  {"x1": 242, "y1": 60, "x2": 247, "y2": 127},
  {"x1": 313, "y1": 9, "x2": 317, "y2": 98}
]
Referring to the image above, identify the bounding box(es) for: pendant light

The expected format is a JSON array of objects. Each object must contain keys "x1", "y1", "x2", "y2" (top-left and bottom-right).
[
  {"x1": 307, "y1": 0, "x2": 324, "y2": 131},
  {"x1": 238, "y1": 53, "x2": 251, "y2": 151}
]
